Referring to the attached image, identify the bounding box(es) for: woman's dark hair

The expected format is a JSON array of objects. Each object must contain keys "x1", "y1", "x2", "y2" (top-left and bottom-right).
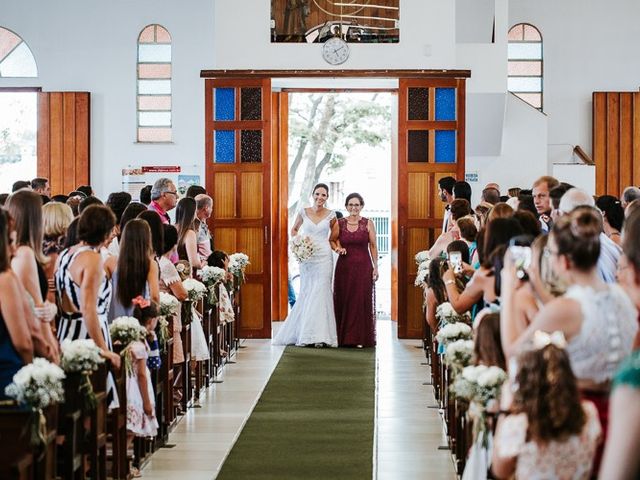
[
  {"x1": 344, "y1": 192, "x2": 364, "y2": 207},
  {"x1": 137, "y1": 210, "x2": 164, "y2": 258},
  {"x1": 517, "y1": 194, "x2": 538, "y2": 217},
  {"x1": 312, "y1": 183, "x2": 329, "y2": 195},
  {"x1": 186, "y1": 185, "x2": 207, "y2": 199},
  {"x1": 476, "y1": 226, "x2": 486, "y2": 265},
  {"x1": 550, "y1": 183, "x2": 573, "y2": 210},
  {"x1": 63, "y1": 217, "x2": 80, "y2": 248},
  {"x1": 76, "y1": 205, "x2": 116, "y2": 247},
  {"x1": 0, "y1": 193, "x2": 9, "y2": 206},
  {"x1": 161, "y1": 224, "x2": 178, "y2": 256},
  {"x1": 596, "y1": 195, "x2": 624, "y2": 232},
  {"x1": 78, "y1": 195, "x2": 103, "y2": 214},
  {"x1": 482, "y1": 217, "x2": 523, "y2": 268},
  {"x1": 207, "y1": 250, "x2": 229, "y2": 269},
  {"x1": 0, "y1": 210, "x2": 11, "y2": 272},
  {"x1": 457, "y1": 216, "x2": 477, "y2": 243},
  {"x1": 106, "y1": 192, "x2": 132, "y2": 224},
  {"x1": 175, "y1": 198, "x2": 197, "y2": 252},
  {"x1": 6, "y1": 189, "x2": 48, "y2": 265},
  {"x1": 624, "y1": 207, "x2": 640, "y2": 270},
  {"x1": 119, "y1": 202, "x2": 148, "y2": 239},
  {"x1": 513, "y1": 210, "x2": 542, "y2": 238},
  {"x1": 552, "y1": 206, "x2": 601, "y2": 271},
  {"x1": 76, "y1": 185, "x2": 93, "y2": 197},
  {"x1": 426, "y1": 258, "x2": 447, "y2": 305},
  {"x1": 512, "y1": 344, "x2": 586, "y2": 442},
  {"x1": 453, "y1": 181, "x2": 472, "y2": 202},
  {"x1": 117, "y1": 219, "x2": 152, "y2": 306},
  {"x1": 139, "y1": 185, "x2": 152, "y2": 205},
  {"x1": 447, "y1": 240, "x2": 470, "y2": 265},
  {"x1": 450, "y1": 199, "x2": 471, "y2": 221},
  {"x1": 474, "y1": 313, "x2": 506, "y2": 370},
  {"x1": 132, "y1": 301, "x2": 159, "y2": 326}
]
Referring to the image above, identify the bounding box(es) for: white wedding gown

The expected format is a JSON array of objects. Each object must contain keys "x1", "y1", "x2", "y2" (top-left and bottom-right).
[{"x1": 272, "y1": 209, "x2": 338, "y2": 347}]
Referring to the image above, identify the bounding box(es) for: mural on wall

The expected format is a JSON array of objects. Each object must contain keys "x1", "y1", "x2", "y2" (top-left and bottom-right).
[{"x1": 271, "y1": 0, "x2": 399, "y2": 43}]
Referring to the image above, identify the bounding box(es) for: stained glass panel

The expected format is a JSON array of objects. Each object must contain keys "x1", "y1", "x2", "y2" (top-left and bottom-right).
[
  {"x1": 241, "y1": 88, "x2": 262, "y2": 120},
  {"x1": 524, "y1": 25, "x2": 542, "y2": 41},
  {"x1": 508, "y1": 61, "x2": 541, "y2": 76},
  {"x1": 138, "y1": 64, "x2": 171, "y2": 79},
  {"x1": 241, "y1": 130, "x2": 262, "y2": 163},
  {"x1": 215, "y1": 88, "x2": 235, "y2": 121},
  {"x1": 408, "y1": 131, "x2": 429, "y2": 163},
  {"x1": 508, "y1": 43, "x2": 542, "y2": 60},
  {"x1": 138, "y1": 80, "x2": 171, "y2": 95},
  {"x1": 0, "y1": 28, "x2": 37, "y2": 78},
  {"x1": 514, "y1": 93, "x2": 542, "y2": 109},
  {"x1": 435, "y1": 130, "x2": 456, "y2": 163},
  {"x1": 215, "y1": 130, "x2": 235, "y2": 163},
  {"x1": 508, "y1": 77, "x2": 542, "y2": 92},
  {"x1": 138, "y1": 44, "x2": 171, "y2": 62},
  {"x1": 138, "y1": 127, "x2": 172, "y2": 142},
  {"x1": 139, "y1": 111, "x2": 171, "y2": 126},
  {"x1": 138, "y1": 95, "x2": 171, "y2": 110},
  {"x1": 408, "y1": 88, "x2": 429, "y2": 121},
  {"x1": 435, "y1": 88, "x2": 456, "y2": 121}
]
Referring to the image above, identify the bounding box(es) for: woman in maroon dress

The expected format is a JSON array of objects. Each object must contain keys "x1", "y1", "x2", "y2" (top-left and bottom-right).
[{"x1": 331, "y1": 193, "x2": 378, "y2": 347}]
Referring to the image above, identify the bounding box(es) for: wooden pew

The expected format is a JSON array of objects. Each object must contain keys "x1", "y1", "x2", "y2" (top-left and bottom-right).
[
  {"x1": 159, "y1": 319, "x2": 174, "y2": 441},
  {"x1": 178, "y1": 300, "x2": 192, "y2": 412},
  {"x1": 108, "y1": 347, "x2": 129, "y2": 480}
]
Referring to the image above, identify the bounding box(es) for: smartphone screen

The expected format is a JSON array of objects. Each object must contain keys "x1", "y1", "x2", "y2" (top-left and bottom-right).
[
  {"x1": 509, "y1": 245, "x2": 532, "y2": 279},
  {"x1": 449, "y1": 251, "x2": 462, "y2": 273}
]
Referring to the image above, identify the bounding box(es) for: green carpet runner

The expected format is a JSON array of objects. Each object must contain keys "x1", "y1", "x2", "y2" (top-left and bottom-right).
[{"x1": 216, "y1": 347, "x2": 376, "y2": 480}]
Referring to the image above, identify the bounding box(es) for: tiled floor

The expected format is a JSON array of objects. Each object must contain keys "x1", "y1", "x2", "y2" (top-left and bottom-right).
[{"x1": 141, "y1": 321, "x2": 456, "y2": 479}]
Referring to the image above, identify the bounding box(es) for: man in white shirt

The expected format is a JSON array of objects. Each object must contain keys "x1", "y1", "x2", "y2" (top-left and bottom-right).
[{"x1": 438, "y1": 176, "x2": 456, "y2": 232}]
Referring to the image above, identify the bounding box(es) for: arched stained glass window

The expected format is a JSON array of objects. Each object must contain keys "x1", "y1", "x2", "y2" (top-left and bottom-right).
[
  {"x1": 137, "y1": 24, "x2": 172, "y2": 142},
  {"x1": 508, "y1": 23, "x2": 543, "y2": 111},
  {"x1": 0, "y1": 27, "x2": 37, "y2": 77}
]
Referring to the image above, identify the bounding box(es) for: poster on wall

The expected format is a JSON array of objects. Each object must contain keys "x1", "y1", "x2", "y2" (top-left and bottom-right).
[
  {"x1": 122, "y1": 166, "x2": 202, "y2": 200},
  {"x1": 270, "y1": 0, "x2": 399, "y2": 43}
]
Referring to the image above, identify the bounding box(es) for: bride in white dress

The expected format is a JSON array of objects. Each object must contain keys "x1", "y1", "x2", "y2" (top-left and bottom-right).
[{"x1": 273, "y1": 183, "x2": 338, "y2": 347}]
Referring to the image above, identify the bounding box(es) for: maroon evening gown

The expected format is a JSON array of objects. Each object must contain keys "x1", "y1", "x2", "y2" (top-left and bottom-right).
[{"x1": 333, "y1": 217, "x2": 376, "y2": 347}]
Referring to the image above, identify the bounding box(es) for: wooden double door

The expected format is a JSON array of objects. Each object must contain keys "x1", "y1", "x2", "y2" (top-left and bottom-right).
[{"x1": 204, "y1": 72, "x2": 467, "y2": 339}]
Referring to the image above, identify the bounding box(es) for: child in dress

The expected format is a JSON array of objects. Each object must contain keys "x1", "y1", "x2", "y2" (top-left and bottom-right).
[{"x1": 127, "y1": 298, "x2": 159, "y2": 475}]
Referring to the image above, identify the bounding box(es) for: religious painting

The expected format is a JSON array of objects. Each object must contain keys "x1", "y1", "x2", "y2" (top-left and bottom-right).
[{"x1": 271, "y1": 0, "x2": 399, "y2": 43}]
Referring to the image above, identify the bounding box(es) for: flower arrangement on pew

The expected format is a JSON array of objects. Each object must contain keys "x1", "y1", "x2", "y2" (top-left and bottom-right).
[
  {"x1": 435, "y1": 321, "x2": 472, "y2": 347},
  {"x1": 291, "y1": 235, "x2": 316, "y2": 263},
  {"x1": 415, "y1": 250, "x2": 430, "y2": 265},
  {"x1": 444, "y1": 339, "x2": 474, "y2": 375},
  {"x1": 199, "y1": 265, "x2": 227, "y2": 304},
  {"x1": 436, "y1": 302, "x2": 471, "y2": 327},
  {"x1": 228, "y1": 252, "x2": 250, "y2": 287},
  {"x1": 183, "y1": 278, "x2": 207, "y2": 303},
  {"x1": 158, "y1": 292, "x2": 180, "y2": 352},
  {"x1": 110, "y1": 316, "x2": 148, "y2": 374},
  {"x1": 4, "y1": 358, "x2": 65, "y2": 447},
  {"x1": 414, "y1": 259, "x2": 431, "y2": 288},
  {"x1": 60, "y1": 338, "x2": 104, "y2": 412}
]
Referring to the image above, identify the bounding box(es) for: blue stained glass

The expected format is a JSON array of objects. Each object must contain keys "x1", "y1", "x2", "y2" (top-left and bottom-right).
[
  {"x1": 435, "y1": 130, "x2": 456, "y2": 163},
  {"x1": 215, "y1": 130, "x2": 235, "y2": 163},
  {"x1": 215, "y1": 88, "x2": 235, "y2": 121},
  {"x1": 435, "y1": 88, "x2": 456, "y2": 121}
]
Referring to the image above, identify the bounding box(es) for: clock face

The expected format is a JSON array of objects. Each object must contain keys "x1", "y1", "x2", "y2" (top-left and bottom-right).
[{"x1": 322, "y1": 37, "x2": 350, "y2": 65}]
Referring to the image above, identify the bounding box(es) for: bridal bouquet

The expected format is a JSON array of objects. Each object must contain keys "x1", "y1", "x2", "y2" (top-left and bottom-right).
[
  {"x1": 436, "y1": 302, "x2": 471, "y2": 326},
  {"x1": 199, "y1": 266, "x2": 227, "y2": 304},
  {"x1": 183, "y1": 278, "x2": 207, "y2": 302},
  {"x1": 5, "y1": 358, "x2": 66, "y2": 447},
  {"x1": 159, "y1": 292, "x2": 180, "y2": 317},
  {"x1": 60, "y1": 339, "x2": 104, "y2": 413},
  {"x1": 444, "y1": 339, "x2": 474, "y2": 374},
  {"x1": 435, "y1": 321, "x2": 472, "y2": 347},
  {"x1": 415, "y1": 250, "x2": 430, "y2": 266},
  {"x1": 60, "y1": 339, "x2": 104, "y2": 373},
  {"x1": 290, "y1": 235, "x2": 316, "y2": 263}
]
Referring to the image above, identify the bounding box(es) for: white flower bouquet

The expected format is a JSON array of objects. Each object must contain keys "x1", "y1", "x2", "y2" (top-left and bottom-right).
[
  {"x1": 183, "y1": 278, "x2": 207, "y2": 302},
  {"x1": 229, "y1": 252, "x2": 250, "y2": 287},
  {"x1": 435, "y1": 321, "x2": 472, "y2": 347},
  {"x1": 109, "y1": 316, "x2": 147, "y2": 346},
  {"x1": 436, "y1": 302, "x2": 471, "y2": 326},
  {"x1": 444, "y1": 339, "x2": 474, "y2": 374},
  {"x1": 159, "y1": 292, "x2": 180, "y2": 317},
  {"x1": 199, "y1": 266, "x2": 227, "y2": 304},
  {"x1": 157, "y1": 316, "x2": 170, "y2": 353},
  {"x1": 290, "y1": 235, "x2": 316, "y2": 263},
  {"x1": 415, "y1": 250, "x2": 430, "y2": 266},
  {"x1": 5, "y1": 358, "x2": 66, "y2": 447},
  {"x1": 60, "y1": 339, "x2": 104, "y2": 373},
  {"x1": 415, "y1": 260, "x2": 431, "y2": 288}
]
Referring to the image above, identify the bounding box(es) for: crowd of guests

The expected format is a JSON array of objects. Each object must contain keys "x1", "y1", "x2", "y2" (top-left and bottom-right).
[
  {"x1": 0, "y1": 176, "x2": 224, "y2": 476},
  {"x1": 428, "y1": 175, "x2": 640, "y2": 479}
]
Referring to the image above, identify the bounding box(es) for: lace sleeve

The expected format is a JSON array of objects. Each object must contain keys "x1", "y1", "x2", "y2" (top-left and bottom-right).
[
  {"x1": 494, "y1": 413, "x2": 527, "y2": 459},
  {"x1": 160, "y1": 257, "x2": 181, "y2": 285}
]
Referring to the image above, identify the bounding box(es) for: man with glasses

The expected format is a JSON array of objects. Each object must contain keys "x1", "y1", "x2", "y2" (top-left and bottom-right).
[{"x1": 149, "y1": 177, "x2": 178, "y2": 224}]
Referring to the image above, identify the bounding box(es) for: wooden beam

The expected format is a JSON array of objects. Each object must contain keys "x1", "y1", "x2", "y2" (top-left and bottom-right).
[{"x1": 201, "y1": 69, "x2": 471, "y2": 79}]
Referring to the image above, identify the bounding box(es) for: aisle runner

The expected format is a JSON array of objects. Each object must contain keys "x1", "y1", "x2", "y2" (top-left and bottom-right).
[{"x1": 216, "y1": 347, "x2": 376, "y2": 480}]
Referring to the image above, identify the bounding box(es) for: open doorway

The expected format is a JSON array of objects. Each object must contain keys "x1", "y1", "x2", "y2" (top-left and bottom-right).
[
  {"x1": 0, "y1": 91, "x2": 37, "y2": 193},
  {"x1": 286, "y1": 91, "x2": 393, "y2": 318}
]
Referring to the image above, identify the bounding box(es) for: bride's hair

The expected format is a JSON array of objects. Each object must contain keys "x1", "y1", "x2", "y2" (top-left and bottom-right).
[{"x1": 312, "y1": 183, "x2": 329, "y2": 195}]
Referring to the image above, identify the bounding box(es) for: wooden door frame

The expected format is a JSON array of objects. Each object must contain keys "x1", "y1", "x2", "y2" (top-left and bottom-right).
[{"x1": 202, "y1": 70, "x2": 470, "y2": 339}]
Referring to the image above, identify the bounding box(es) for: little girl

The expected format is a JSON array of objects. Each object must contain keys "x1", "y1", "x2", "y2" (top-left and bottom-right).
[
  {"x1": 127, "y1": 298, "x2": 159, "y2": 449},
  {"x1": 207, "y1": 250, "x2": 235, "y2": 356}
]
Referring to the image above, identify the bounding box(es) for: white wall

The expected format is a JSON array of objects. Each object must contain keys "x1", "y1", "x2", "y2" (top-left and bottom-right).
[
  {"x1": 213, "y1": 0, "x2": 456, "y2": 69},
  {"x1": 509, "y1": 0, "x2": 640, "y2": 163},
  {"x1": 1, "y1": 0, "x2": 215, "y2": 198}
]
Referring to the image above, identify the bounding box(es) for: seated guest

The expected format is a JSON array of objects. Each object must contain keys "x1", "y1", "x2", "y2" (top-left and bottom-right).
[
  {"x1": 0, "y1": 210, "x2": 33, "y2": 398},
  {"x1": 600, "y1": 208, "x2": 640, "y2": 478},
  {"x1": 492, "y1": 336, "x2": 601, "y2": 479}
]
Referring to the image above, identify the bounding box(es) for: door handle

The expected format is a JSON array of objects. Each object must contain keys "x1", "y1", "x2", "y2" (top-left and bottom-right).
[
  {"x1": 400, "y1": 226, "x2": 405, "y2": 246},
  {"x1": 264, "y1": 226, "x2": 269, "y2": 245}
]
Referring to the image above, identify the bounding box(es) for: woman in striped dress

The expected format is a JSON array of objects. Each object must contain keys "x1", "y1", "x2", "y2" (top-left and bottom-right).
[{"x1": 55, "y1": 205, "x2": 121, "y2": 408}]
